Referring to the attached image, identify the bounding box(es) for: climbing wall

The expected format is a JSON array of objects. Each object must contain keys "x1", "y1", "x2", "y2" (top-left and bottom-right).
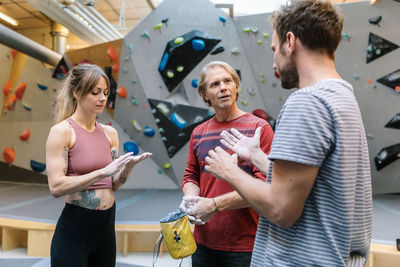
[
  {"x1": 1, "y1": 0, "x2": 399, "y2": 193},
  {"x1": 113, "y1": 0, "x2": 267, "y2": 186},
  {"x1": 0, "y1": 45, "x2": 59, "y2": 179}
]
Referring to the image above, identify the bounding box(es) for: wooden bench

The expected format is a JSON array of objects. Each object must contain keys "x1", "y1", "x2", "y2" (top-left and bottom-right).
[{"x1": 1, "y1": 217, "x2": 399, "y2": 266}]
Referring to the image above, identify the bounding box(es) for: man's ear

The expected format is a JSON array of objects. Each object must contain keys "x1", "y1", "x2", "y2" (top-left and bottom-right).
[{"x1": 286, "y1": 31, "x2": 297, "y2": 56}]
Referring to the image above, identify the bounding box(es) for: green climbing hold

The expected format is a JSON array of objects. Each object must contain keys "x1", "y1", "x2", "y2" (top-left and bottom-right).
[
  {"x1": 242, "y1": 27, "x2": 251, "y2": 33},
  {"x1": 174, "y1": 37, "x2": 184, "y2": 44},
  {"x1": 257, "y1": 40, "x2": 263, "y2": 45},
  {"x1": 167, "y1": 71, "x2": 174, "y2": 78},
  {"x1": 260, "y1": 73, "x2": 265, "y2": 77},
  {"x1": 279, "y1": 97, "x2": 283, "y2": 101},
  {"x1": 263, "y1": 33, "x2": 269, "y2": 38},
  {"x1": 163, "y1": 163, "x2": 171, "y2": 169},
  {"x1": 241, "y1": 100, "x2": 247, "y2": 105},
  {"x1": 154, "y1": 23, "x2": 162, "y2": 30},
  {"x1": 177, "y1": 66, "x2": 184, "y2": 72},
  {"x1": 260, "y1": 78, "x2": 265, "y2": 83},
  {"x1": 157, "y1": 169, "x2": 162, "y2": 174}
]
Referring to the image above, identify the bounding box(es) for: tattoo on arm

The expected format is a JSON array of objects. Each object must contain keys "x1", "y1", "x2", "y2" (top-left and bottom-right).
[
  {"x1": 62, "y1": 146, "x2": 68, "y2": 175},
  {"x1": 111, "y1": 149, "x2": 118, "y2": 160},
  {"x1": 70, "y1": 189, "x2": 101, "y2": 209}
]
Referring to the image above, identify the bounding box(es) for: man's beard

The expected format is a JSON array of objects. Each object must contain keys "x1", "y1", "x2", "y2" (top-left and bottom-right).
[{"x1": 279, "y1": 60, "x2": 299, "y2": 89}]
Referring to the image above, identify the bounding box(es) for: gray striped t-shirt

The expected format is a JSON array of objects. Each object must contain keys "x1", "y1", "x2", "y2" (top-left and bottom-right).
[{"x1": 251, "y1": 79, "x2": 372, "y2": 267}]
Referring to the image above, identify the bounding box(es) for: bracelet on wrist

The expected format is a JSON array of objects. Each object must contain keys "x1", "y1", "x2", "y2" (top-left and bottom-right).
[{"x1": 212, "y1": 198, "x2": 219, "y2": 212}]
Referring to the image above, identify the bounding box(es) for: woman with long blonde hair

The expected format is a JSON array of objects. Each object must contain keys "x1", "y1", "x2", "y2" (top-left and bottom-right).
[{"x1": 46, "y1": 64, "x2": 151, "y2": 267}]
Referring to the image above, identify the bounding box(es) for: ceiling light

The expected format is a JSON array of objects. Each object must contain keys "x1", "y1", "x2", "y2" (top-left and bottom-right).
[{"x1": 0, "y1": 12, "x2": 19, "y2": 26}]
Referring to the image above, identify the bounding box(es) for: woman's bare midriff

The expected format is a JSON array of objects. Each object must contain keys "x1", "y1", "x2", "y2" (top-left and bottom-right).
[{"x1": 66, "y1": 188, "x2": 114, "y2": 210}]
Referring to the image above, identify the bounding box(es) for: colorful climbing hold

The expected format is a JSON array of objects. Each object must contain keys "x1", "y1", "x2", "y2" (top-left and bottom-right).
[
  {"x1": 263, "y1": 33, "x2": 269, "y2": 38},
  {"x1": 143, "y1": 126, "x2": 155, "y2": 137},
  {"x1": 6, "y1": 93, "x2": 17, "y2": 111},
  {"x1": 157, "y1": 168, "x2": 162, "y2": 174},
  {"x1": 241, "y1": 100, "x2": 248, "y2": 105},
  {"x1": 253, "y1": 109, "x2": 269, "y2": 121},
  {"x1": 210, "y1": 46, "x2": 224, "y2": 55},
  {"x1": 116, "y1": 86, "x2": 127, "y2": 98},
  {"x1": 260, "y1": 78, "x2": 265, "y2": 83},
  {"x1": 247, "y1": 88, "x2": 256, "y2": 96},
  {"x1": 354, "y1": 74, "x2": 360, "y2": 80},
  {"x1": 140, "y1": 31, "x2": 150, "y2": 42},
  {"x1": 219, "y1": 16, "x2": 226, "y2": 24},
  {"x1": 37, "y1": 80, "x2": 48, "y2": 90},
  {"x1": 162, "y1": 18, "x2": 169, "y2": 27},
  {"x1": 30, "y1": 159, "x2": 46, "y2": 173},
  {"x1": 163, "y1": 162, "x2": 172, "y2": 169},
  {"x1": 174, "y1": 37, "x2": 184, "y2": 45},
  {"x1": 167, "y1": 70, "x2": 174, "y2": 78},
  {"x1": 171, "y1": 112, "x2": 187, "y2": 130},
  {"x1": 131, "y1": 96, "x2": 139, "y2": 105},
  {"x1": 123, "y1": 141, "x2": 139, "y2": 155},
  {"x1": 23, "y1": 102, "x2": 32, "y2": 111},
  {"x1": 106, "y1": 44, "x2": 118, "y2": 62},
  {"x1": 19, "y1": 128, "x2": 30, "y2": 141},
  {"x1": 176, "y1": 66, "x2": 184, "y2": 72},
  {"x1": 191, "y1": 79, "x2": 198, "y2": 88},
  {"x1": 128, "y1": 43, "x2": 135, "y2": 51},
  {"x1": 3, "y1": 147, "x2": 15, "y2": 164},
  {"x1": 368, "y1": 15, "x2": 382, "y2": 26},
  {"x1": 132, "y1": 120, "x2": 142, "y2": 131},
  {"x1": 231, "y1": 47, "x2": 240, "y2": 55},
  {"x1": 341, "y1": 32, "x2": 351, "y2": 41},
  {"x1": 192, "y1": 39, "x2": 206, "y2": 51},
  {"x1": 257, "y1": 40, "x2": 263, "y2": 45},
  {"x1": 157, "y1": 103, "x2": 170, "y2": 114},
  {"x1": 154, "y1": 23, "x2": 163, "y2": 30},
  {"x1": 158, "y1": 53, "x2": 169, "y2": 71},
  {"x1": 3, "y1": 80, "x2": 11, "y2": 96},
  {"x1": 112, "y1": 61, "x2": 119, "y2": 73}
]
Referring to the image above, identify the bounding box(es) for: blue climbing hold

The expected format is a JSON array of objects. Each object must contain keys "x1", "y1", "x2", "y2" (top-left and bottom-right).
[
  {"x1": 192, "y1": 39, "x2": 205, "y2": 51},
  {"x1": 219, "y1": 16, "x2": 226, "y2": 23},
  {"x1": 30, "y1": 160, "x2": 46, "y2": 173},
  {"x1": 143, "y1": 126, "x2": 155, "y2": 137},
  {"x1": 171, "y1": 112, "x2": 187, "y2": 130},
  {"x1": 123, "y1": 141, "x2": 139, "y2": 155},
  {"x1": 37, "y1": 80, "x2": 48, "y2": 91},
  {"x1": 191, "y1": 79, "x2": 198, "y2": 88},
  {"x1": 158, "y1": 52, "x2": 169, "y2": 71}
]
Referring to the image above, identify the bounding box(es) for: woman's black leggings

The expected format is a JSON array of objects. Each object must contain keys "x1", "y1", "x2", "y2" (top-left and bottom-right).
[{"x1": 51, "y1": 202, "x2": 116, "y2": 267}]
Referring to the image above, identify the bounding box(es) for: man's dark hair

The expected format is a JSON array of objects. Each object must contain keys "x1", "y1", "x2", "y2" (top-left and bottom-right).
[{"x1": 269, "y1": 0, "x2": 344, "y2": 58}]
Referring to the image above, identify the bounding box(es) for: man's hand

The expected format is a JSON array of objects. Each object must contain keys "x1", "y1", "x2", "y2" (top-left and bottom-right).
[
  {"x1": 205, "y1": 146, "x2": 239, "y2": 182},
  {"x1": 179, "y1": 198, "x2": 205, "y2": 225},
  {"x1": 220, "y1": 127, "x2": 263, "y2": 162},
  {"x1": 183, "y1": 196, "x2": 218, "y2": 224}
]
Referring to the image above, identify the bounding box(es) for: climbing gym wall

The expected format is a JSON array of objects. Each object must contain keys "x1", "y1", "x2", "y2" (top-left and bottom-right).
[
  {"x1": 112, "y1": 0, "x2": 268, "y2": 186},
  {"x1": 0, "y1": 45, "x2": 59, "y2": 181},
  {"x1": 0, "y1": 0, "x2": 398, "y2": 193}
]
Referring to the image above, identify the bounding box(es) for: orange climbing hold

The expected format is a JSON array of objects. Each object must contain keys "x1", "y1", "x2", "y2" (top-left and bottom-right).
[
  {"x1": 11, "y1": 49, "x2": 18, "y2": 59},
  {"x1": 19, "y1": 128, "x2": 30, "y2": 141},
  {"x1": 6, "y1": 93, "x2": 17, "y2": 110},
  {"x1": 3, "y1": 147, "x2": 15, "y2": 164},
  {"x1": 3, "y1": 80, "x2": 11, "y2": 96},
  {"x1": 106, "y1": 45, "x2": 118, "y2": 62},
  {"x1": 395, "y1": 86, "x2": 400, "y2": 92},
  {"x1": 116, "y1": 86, "x2": 127, "y2": 98},
  {"x1": 112, "y1": 61, "x2": 119, "y2": 73},
  {"x1": 15, "y1": 82, "x2": 26, "y2": 99}
]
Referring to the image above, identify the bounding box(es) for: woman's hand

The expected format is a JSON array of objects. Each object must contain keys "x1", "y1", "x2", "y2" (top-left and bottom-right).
[{"x1": 99, "y1": 152, "x2": 133, "y2": 177}]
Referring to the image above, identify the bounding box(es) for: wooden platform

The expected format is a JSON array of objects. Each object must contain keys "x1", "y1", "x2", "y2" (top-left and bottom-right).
[{"x1": 0, "y1": 182, "x2": 399, "y2": 266}]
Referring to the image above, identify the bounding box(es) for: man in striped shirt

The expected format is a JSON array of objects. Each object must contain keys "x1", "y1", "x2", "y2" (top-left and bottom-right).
[
  {"x1": 205, "y1": 1, "x2": 372, "y2": 266},
  {"x1": 180, "y1": 61, "x2": 274, "y2": 267}
]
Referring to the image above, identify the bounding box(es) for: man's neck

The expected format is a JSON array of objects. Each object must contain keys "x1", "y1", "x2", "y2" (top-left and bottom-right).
[
  {"x1": 214, "y1": 105, "x2": 245, "y2": 122},
  {"x1": 297, "y1": 52, "x2": 341, "y2": 89}
]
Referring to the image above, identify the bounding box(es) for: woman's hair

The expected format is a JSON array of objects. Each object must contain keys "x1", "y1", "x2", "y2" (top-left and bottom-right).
[
  {"x1": 198, "y1": 61, "x2": 240, "y2": 106},
  {"x1": 55, "y1": 64, "x2": 110, "y2": 123}
]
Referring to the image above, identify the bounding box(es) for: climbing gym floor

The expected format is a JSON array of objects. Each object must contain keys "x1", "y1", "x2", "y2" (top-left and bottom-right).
[{"x1": 0, "y1": 181, "x2": 399, "y2": 267}]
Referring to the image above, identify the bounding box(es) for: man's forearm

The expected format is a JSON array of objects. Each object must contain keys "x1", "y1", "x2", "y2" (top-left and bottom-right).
[
  {"x1": 250, "y1": 148, "x2": 271, "y2": 176},
  {"x1": 182, "y1": 182, "x2": 200, "y2": 196},
  {"x1": 214, "y1": 190, "x2": 248, "y2": 211}
]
